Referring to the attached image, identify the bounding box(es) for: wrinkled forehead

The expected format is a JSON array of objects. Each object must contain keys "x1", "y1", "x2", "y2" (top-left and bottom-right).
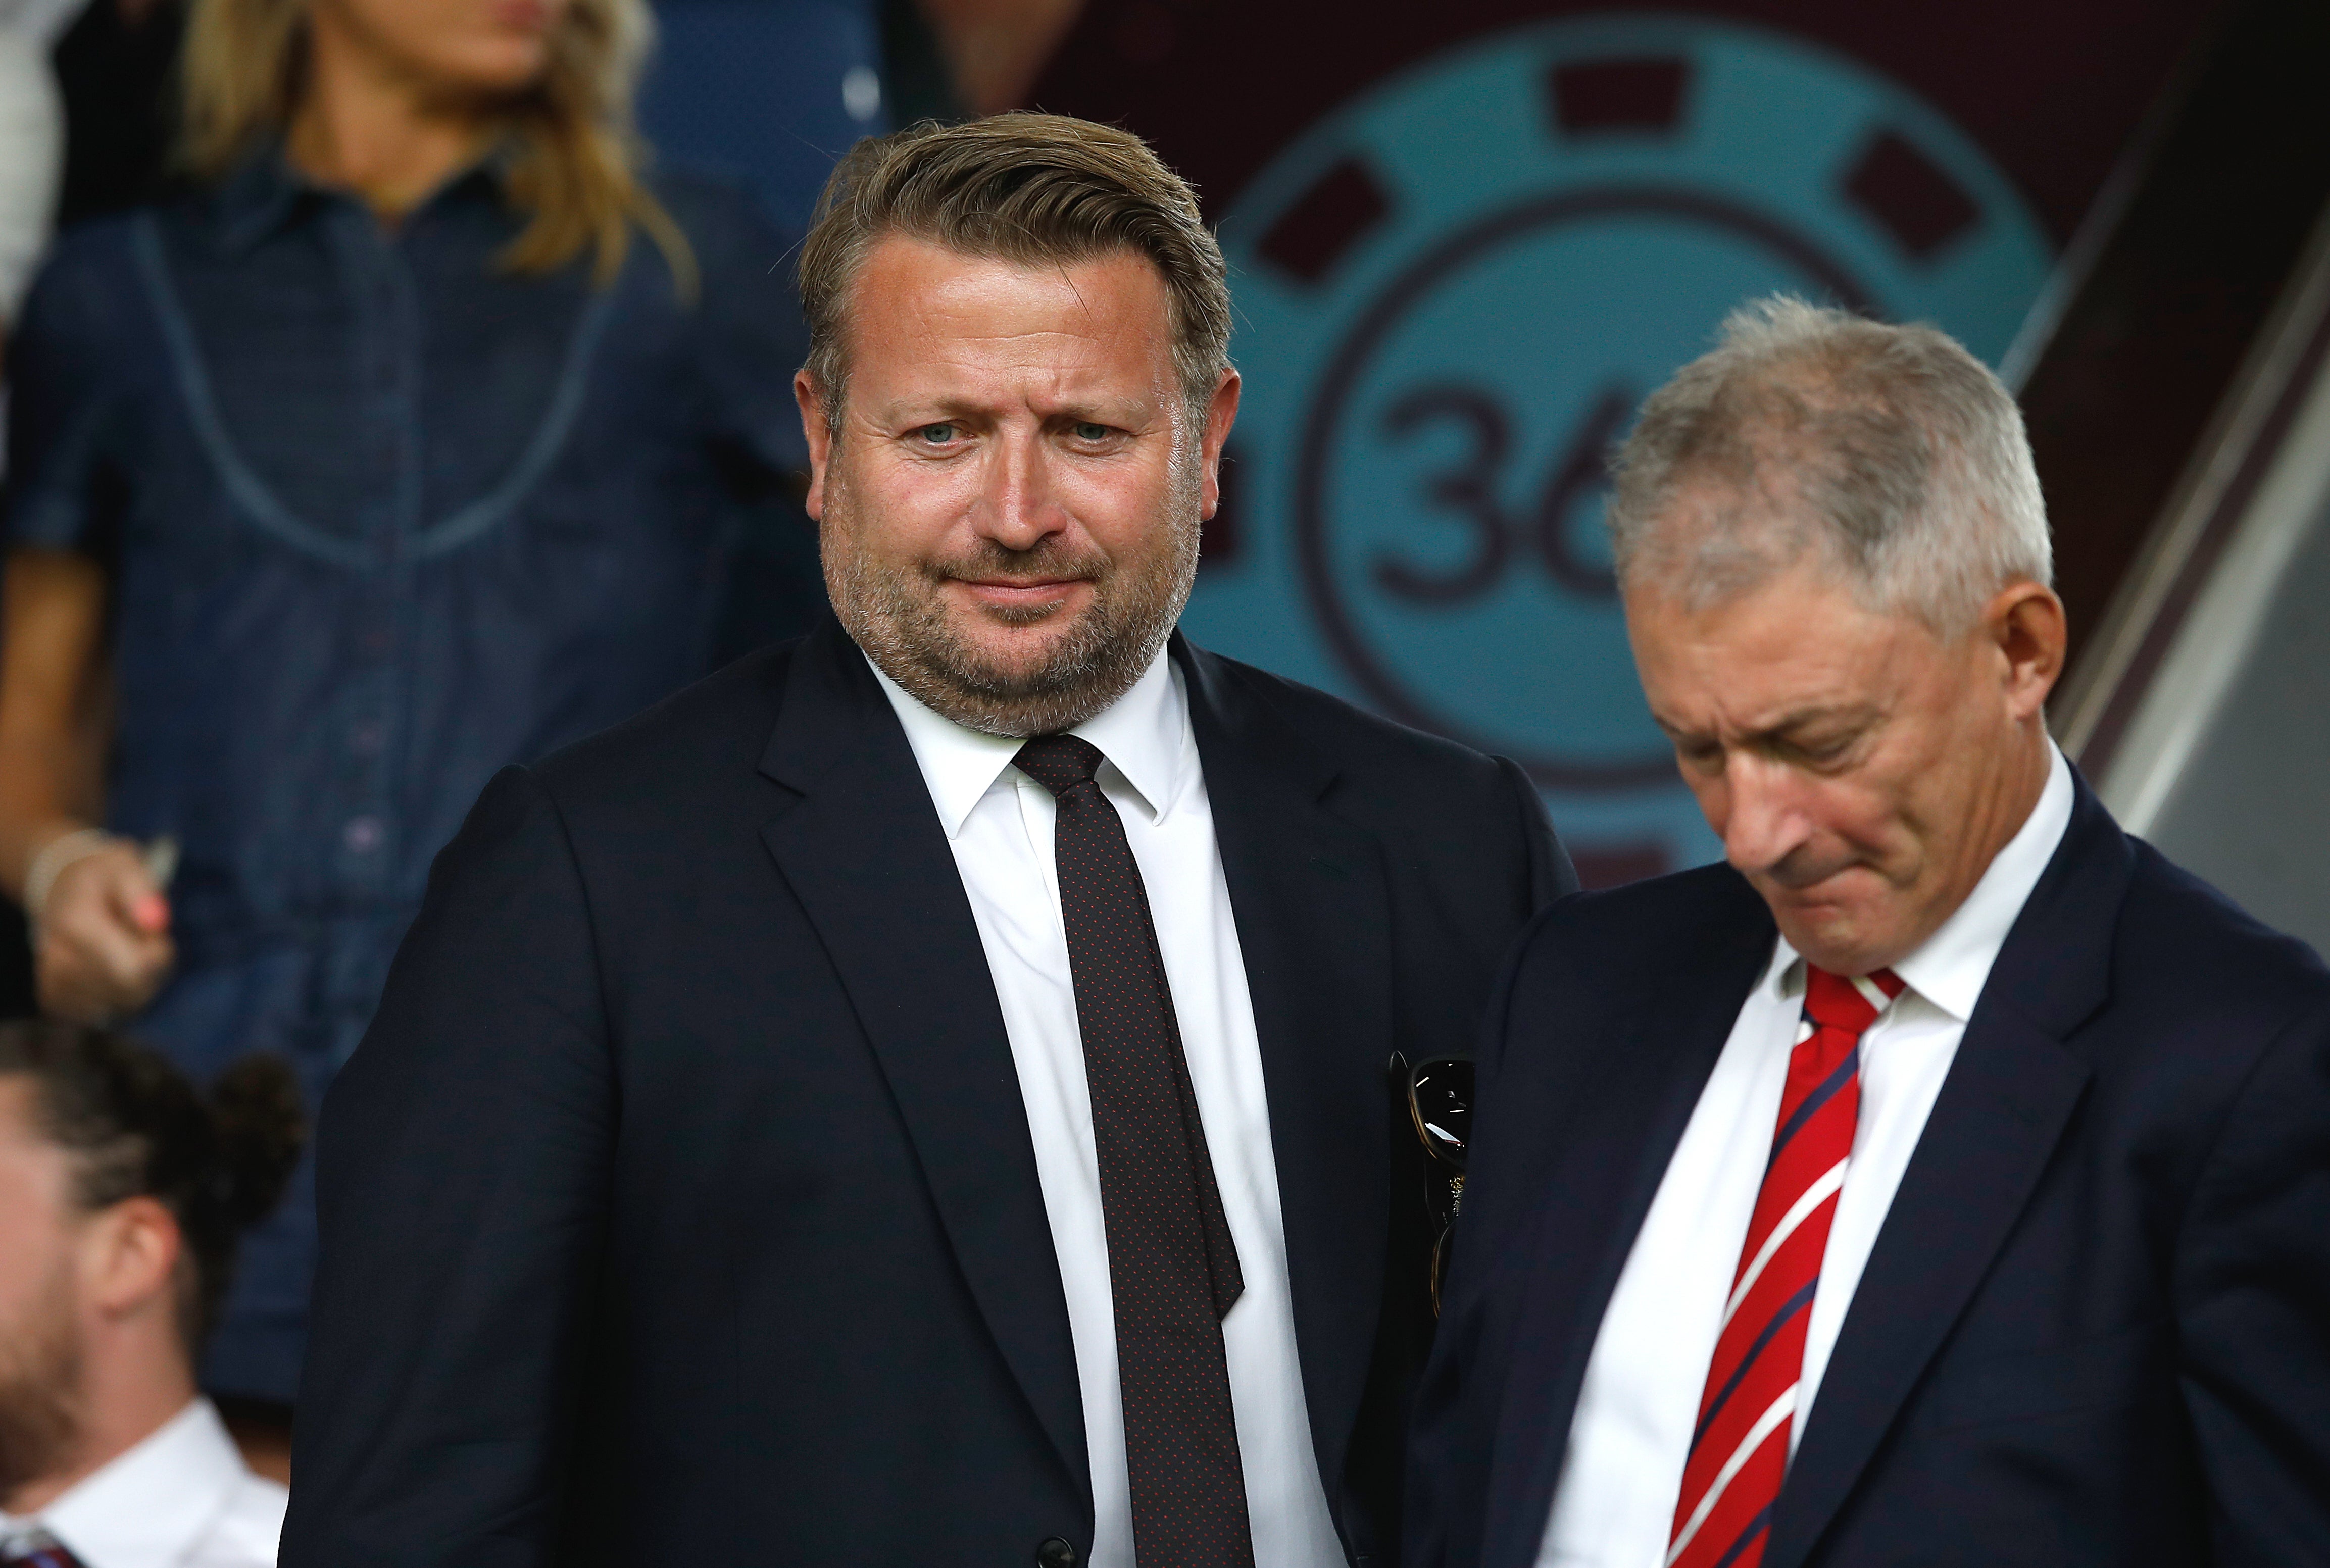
[
  {"x1": 841, "y1": 238, "x2": 1181, "y2": 395},
  {"x1": 848, "y1": 235, "x2": 1172, "y2": 335},
  {"x1": 1622, "y1": 556, "x2": 1929, "y2": 723}
]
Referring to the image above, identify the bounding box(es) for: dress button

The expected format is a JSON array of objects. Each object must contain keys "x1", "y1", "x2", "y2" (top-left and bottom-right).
[{"x1": 1036, "y1": 1538, "x2": 1076, "y2": 1568}]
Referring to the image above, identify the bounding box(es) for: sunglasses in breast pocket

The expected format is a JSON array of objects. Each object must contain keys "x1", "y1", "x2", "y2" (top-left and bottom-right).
[{"x1": 1393, "y1": 1051, "x2": 1474, "y2": 1316}]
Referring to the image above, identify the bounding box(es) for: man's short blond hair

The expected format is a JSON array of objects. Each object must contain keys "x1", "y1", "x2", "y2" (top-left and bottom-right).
[
  {"x1": 1606, "y1": 296, "x2": 2053, "y2": 631},
  {"x1": 797, "y1": 113, "x2": 1232, "y2": 435}
]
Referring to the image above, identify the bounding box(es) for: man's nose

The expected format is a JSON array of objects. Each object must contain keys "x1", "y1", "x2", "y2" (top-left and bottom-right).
[
  {"x1": 1721, "y1": 752, "x2": 1813, "y2": 875},
  {"x1": 972, "y1": 428, "x2": 1065, "y2": 550}
]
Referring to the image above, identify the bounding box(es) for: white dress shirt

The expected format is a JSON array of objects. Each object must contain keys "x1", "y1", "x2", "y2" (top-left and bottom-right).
[
  {"x1": 0, "y1": 1399, "x2": 286, "y2": 1568},
  {"x1": 871, "y1": 649, "x2": 1345, "y2": 1568},
  {"x1": 1537, "y1": 744, "x2": 2075, "y2": 1568}
]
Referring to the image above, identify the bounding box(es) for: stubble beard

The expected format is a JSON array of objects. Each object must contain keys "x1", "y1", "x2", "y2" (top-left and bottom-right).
[
  {"x1": 824, "y1": 467, "x2": 1203, "y2": 739},
  {"x1": 0, "y1": 1261, "x2": 85, "y2": 1508}
]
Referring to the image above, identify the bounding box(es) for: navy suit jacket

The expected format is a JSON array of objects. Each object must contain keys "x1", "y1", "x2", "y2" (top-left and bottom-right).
[
  {"x1": 281, "y1": 618, "x2": 1574, "y2": 1567},
  {"x1": 1409, "y1": 776, "x2": 2330, "y2": 1568}
]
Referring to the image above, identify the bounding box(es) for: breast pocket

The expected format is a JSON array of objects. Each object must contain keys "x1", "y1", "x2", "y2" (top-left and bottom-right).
[{"x1": 1922, "y1": 1319, "x2": 2176, "y2": 1433}]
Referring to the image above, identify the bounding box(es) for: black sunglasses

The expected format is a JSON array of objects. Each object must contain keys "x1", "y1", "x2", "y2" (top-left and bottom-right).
[{"x1": 1394, "y1": 1051, "x2": 1475, "y2": 1315}]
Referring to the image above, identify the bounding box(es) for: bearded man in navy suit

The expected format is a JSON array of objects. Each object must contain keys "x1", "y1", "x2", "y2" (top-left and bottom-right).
[
  {"x1": 282, "y1": 114, "x2": 1573, "y2": 1568},
  {"x1": 1408, "y1": 297, "x2": 2330, "y2": 1568}
]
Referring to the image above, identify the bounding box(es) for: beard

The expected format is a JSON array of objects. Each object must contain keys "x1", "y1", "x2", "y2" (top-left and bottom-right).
[
  {"x1": 823, "y1": 470, "x2": 1203, "y2": 739},
  {"x1": 0, "y1": 1260, "x2": 84, "y2": 1508}
]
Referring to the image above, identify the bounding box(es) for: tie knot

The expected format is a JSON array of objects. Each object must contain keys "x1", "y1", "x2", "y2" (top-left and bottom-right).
[
  {"x1": 1803, "y1": 965, "x2": 1904, "y2": 1034},
  {"x1": 1014, "y1": 733, "x2": 1107, "y2": 798},
  {"x1": 0, "y1": 1528, "x2": 84, "y2": 1568}
]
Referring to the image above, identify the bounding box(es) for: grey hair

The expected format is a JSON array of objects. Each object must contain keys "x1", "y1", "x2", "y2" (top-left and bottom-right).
[{"x1": 1605, "y1": 296, "x2": 2052, "y2": 630}]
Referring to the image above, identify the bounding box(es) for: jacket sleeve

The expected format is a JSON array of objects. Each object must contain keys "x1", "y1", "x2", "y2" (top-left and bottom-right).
[
  {"x1": 2177, "y1": 995, "x2": 2330, "y2": 1564},
  {"x1": 1494, "y1": 754, "x2": 1579, "y2": 914},
  {"x1": 281, "y1": 765, "x2": 614, "y2": 1568}
]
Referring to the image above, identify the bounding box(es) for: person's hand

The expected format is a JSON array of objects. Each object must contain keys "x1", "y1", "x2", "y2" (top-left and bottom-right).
[{"x1": 34, "y1": 839, "x2": 175, "y2": 1024}]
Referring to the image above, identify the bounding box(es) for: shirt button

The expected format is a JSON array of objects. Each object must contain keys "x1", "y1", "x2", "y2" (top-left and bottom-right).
[
  {"x1": 342, "y1": 816, "x2": 385, "y2": 854},
  {"x1": 1036, "y1": 1539, "x2": 1076, "y2": 1568},
  {"x1": 350, "y1": 721, "x2": 386, "y2": 756}
]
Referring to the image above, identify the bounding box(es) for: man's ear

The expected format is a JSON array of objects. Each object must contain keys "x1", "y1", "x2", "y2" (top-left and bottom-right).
[
  {"x1": 81, "y1": 1195, "x2": 182, "y2": 1321},
  {"x1": 1198, "y1": 367, "x2": 1242, "y2": 521},
  {"x1": 795, "y1": 370, "x2": 834, "y2": 522},
  {"x1": 1987, "y1": 579, "x2": 2067, "y2": 722}
]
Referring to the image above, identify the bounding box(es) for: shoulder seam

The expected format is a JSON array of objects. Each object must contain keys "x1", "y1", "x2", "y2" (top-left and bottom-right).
[{"x1": 505, "y1": 764, "x2": 619, "y2": 1053}]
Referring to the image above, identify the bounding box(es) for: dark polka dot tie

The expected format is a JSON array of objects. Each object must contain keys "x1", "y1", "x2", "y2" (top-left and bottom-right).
[{"x1": 1014, "y1": 733, "x2": 1255, "y2": 1568}]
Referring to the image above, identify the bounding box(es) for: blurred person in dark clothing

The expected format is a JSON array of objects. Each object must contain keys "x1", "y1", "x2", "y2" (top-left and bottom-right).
[
  {"x1": 0, "y1": 1022, "x2": 303, "y2": 1566},
  {"x1": 50, "y1": 0, "x2": 187, "y2": 232},
  {"x1": 0, "y1": 0, "x2": 811, "y2": 1407},
  {"x1": 0, "y1": 0, "x2": 183, "y2": 1029},
  {"x1": 0, "y1": 0, "x2": 76, "y2": 336}
]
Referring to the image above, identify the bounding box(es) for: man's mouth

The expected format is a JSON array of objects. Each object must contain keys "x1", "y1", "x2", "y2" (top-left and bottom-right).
[
  {"x1": 1759, "y1": 859, "x2": 1866, "y2": 902},
  {"x1": 949, "y1": 577, "x2": 1093, "y2": 611}
]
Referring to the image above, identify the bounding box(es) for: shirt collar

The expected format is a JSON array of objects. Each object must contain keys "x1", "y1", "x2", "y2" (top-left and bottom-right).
[
  {"x1": 213, "y1": 149, "x2": 311, "y2": 254},
  {"x1": 1758, "y1": 742, "x2": 2077, "y2": 1021},
  {"x1": 213, "y1": 140, "x2": 515, "y2": 254},
  {"x1": 868, "y1": 644, "x2": 1189, "y2": 839},
  {"x1": 5, "y1": 1400, "x2": 249, "y2": 1568}
]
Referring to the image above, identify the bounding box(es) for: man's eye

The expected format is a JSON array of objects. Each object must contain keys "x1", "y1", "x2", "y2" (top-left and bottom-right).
[
  {"x1": 914, "y1": 423, "x2": 958, "y2": 445},
  {"x1": 1070, "y1": 422, "x2": 1112, "y2": 442}
]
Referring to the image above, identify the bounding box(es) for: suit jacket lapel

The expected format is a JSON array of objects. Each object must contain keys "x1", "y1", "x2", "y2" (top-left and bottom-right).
[
  {"x1": 1480, "y1": 875, "x2": 1775, "y2": 1568},
  {"x1": 757, "y1": 621, "x2": 1087, "y2": 1493},
  {"x1": 1765, "y1": 781, "x2": 2130, "y2": 1568},
  {"x1": 1177, "y1": 638, "x2": 1394, "y2": 1507}
]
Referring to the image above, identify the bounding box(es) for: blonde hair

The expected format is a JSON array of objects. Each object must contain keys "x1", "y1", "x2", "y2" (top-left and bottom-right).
[
  {"x1": 798, "y1": 113, "x2": 1232, "y2": 435},
  {"x1": 179, "y1": 0, "x2": 695, "y2": 295}
]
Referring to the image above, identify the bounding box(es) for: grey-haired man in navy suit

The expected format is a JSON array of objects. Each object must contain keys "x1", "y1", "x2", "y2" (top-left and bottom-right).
[{"x1": 1408, "y1": 297, "x2": 2330, "y2": 1568}]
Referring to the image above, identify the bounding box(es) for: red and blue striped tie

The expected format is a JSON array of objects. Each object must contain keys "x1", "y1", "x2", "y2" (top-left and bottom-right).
[
  {"x1": 0, "y1": 1528, "x2": 86, "y2": 1568},
  {"x1": 1665, "y1": 964, "x2": 1904, "y2": 1568}
]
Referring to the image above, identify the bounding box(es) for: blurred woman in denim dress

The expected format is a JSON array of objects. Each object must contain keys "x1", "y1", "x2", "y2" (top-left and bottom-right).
[{"x1": 0, "y1": 0, "x2": 812, "y2": 1411}]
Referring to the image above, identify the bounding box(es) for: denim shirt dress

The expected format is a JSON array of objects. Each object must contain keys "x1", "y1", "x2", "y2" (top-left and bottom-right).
[{"x1": 1, "y1": 152, "x2": 813, "y2": 1400}]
